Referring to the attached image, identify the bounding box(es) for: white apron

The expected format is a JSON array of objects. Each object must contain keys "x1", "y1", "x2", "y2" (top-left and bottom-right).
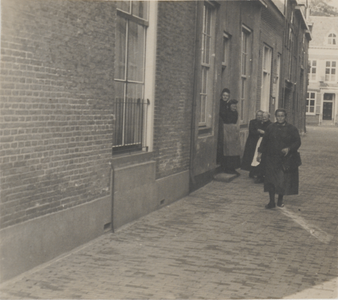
[
  {"x1": 251, "y1": 136, "x2": 263, "y2": 167},
  {"x1": 223, "y1": 124, "x2": 241, "y2": 156}
]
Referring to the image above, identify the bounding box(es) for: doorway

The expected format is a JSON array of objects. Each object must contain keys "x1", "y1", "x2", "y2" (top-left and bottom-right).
[
  {"x1": 323, "y1": 102, "x2": 333, "y2": 120},
  {"x1": 323, "y1": 93, "x2": 334, "y2": 121}
]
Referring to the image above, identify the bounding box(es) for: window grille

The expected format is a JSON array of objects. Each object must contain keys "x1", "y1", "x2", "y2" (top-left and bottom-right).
[
  {"x1": 114, "y1": 1, "x2": 149, "y2": 154},
  {"x1": 113, "y1": 98, "x2": 149, "y2": 153}
]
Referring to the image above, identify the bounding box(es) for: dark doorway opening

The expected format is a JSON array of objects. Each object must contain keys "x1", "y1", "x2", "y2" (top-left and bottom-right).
[{"x1": 323, "y1": 102, "x2": 333, "y2": 120}]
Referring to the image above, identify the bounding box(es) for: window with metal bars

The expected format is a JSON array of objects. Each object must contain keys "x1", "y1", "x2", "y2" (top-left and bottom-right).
[{"x1": 114, "y1": 1, "x2": 149, "y2": 154}]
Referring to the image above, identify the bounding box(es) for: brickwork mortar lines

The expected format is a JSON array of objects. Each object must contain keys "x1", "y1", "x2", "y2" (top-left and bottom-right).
[{"x1": 0, "y1": 0, "x2": 116, "y2": 229}]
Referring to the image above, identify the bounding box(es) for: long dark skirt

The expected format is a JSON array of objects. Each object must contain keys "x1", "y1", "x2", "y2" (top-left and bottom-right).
[
  {"x1": 217, "y1": 123, "x2": 241, "y2": 171},
  {"x1": 241, "y1": 136, "x2": 259, "y2": 171},
  {"x1": 263, "y1": 154, "x2": 299, "y2": 195}
]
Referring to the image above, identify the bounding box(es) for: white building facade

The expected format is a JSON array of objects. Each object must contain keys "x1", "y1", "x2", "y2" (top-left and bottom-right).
[{"x1": 307, "y1": 16, "x2": 338, "y2": 126}]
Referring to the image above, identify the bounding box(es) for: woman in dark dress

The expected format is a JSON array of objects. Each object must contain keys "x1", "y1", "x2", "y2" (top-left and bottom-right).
[
  {"x1": 221, "y1": 99, "x2": 241, "y2": 174},
  {"x1": 217, "y1": 88, "x2": 230, "y2": 170},
  {"x1": 253, "y1": 111, "x2": 272, "y2": 183},
  {"x1": 257, "y1": 109, "x2": 301, "y2": 208}
]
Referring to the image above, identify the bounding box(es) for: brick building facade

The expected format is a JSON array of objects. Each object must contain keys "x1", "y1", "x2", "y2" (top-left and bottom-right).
[{"x1": 0, "y1": 0, "x2": 310, "y2": 282}]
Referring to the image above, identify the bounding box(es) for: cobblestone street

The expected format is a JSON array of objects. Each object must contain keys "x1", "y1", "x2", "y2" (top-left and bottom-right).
[{"x1": 0, "y1": 126, "x2": 337, "y2": 299}]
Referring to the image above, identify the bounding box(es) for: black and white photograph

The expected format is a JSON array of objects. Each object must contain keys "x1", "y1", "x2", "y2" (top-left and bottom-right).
[{"x1": 0, "y1": 0, "x2": 337, "y2": 298}]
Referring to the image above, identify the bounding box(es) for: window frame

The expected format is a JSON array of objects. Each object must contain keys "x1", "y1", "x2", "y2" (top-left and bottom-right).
[
  {"x1": 327, "y1": 33, "x2": 337, "y2": 45},
  {"x1": 240, "y1": 25, "x2": 252, "y2": 124},
  {"x1": 261, "y1": 44, "x2": 272, "y2": 112},
  {"x1": 325, "y1": 60, "x2": 337, "y2": 82},
  {"x1": 306, "y1": 92, "x2": 316, "y2": 115},
  {"x1": 113, "y1": 1, "x2": 157, "y2": 154},
  {"x1": 274, "y1": 53, "x2": 281, "y2": 110},
  {"x1": 308, "y1": 60, "x2": 317, "y2": 82},
  {"x1": 198, "y1": 1, "x2": 217, "y2": 130}
]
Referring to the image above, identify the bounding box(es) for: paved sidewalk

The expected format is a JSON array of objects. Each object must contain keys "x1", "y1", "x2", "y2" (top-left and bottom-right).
[{"x1": 0, "y1": 126, "x2": 337, "y2": 299}]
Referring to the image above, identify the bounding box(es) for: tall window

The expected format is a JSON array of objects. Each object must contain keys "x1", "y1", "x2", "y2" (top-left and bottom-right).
[
  {"x1": 325, "y1": 61, "x2": 336, "y2": 82},
  {"x1": 306, "y1": 92, "x2": 316, "y2": 114},
  {"x1": 308, "y1": 60, "x2": 317, "y2": 81},
  {"x1": 199, "y1": 2, "x2": 216, "y2": 128},
  {"x1": 275, "y1": 53, "x2": 281, "y2": 109},
  {"x1": 327, "y1": 33, "x2": 336, "y2": 45},
  {"x1": 288, "y1": 27, "x2": 295, "y2": 80},
  {"x1": 240, "y1": 26, "x2": 252, "y2": 122},
  {"x1": 261, "y1": 45, "x2": 272, "y2": 112},
  {"x1": 114, "y1": 1, "x2": 150, "y2": 153}
]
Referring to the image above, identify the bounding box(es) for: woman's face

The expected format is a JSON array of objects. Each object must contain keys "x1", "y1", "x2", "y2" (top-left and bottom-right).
[
  {"x1": 262, "y1": 113, "x2": 269, "y2": 122},
  {"x1": 276, "y1": 111, "x2": 286, "y2": 123},
  {"x1": 222, "y1": 92, "x2": 230, "y2": 102},
  {"x1": 230, "y1": 104, "x2": 237, "y2": 111},
  {"x1": 256, "y1": 112, "x2": 263, "y2": 121}
]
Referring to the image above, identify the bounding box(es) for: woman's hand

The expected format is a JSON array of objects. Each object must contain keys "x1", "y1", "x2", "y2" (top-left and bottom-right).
[
  {"x1": 281, "y1": 148, "x2": 290, "y2": 156},
  {"x1": 257, "y1": 153, "x2": 262, "y2": 162},
  {"x1": 257, "y1": 129, "x2": 265, "y2": 135}
]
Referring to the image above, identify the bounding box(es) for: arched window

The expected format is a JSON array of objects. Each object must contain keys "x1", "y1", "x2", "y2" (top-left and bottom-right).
[{"x1": 328, "y1": 33, "x2": 336, "y2": 45}]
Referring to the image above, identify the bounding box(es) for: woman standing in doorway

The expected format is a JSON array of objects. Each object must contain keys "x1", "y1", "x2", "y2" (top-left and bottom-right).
[
  {"x1": 217, "y1": 89, "x2": 241, "y2": 175},
  {"x1": 257, "y1": 109, "x2": 301, "y2": 208},
  {"x1": 217, "y1": 88, "x2": 230, "y2": 171}
]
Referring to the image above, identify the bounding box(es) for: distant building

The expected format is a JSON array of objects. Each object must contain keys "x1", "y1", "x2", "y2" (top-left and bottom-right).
[
  {"x1": 0, "y1": 0, "x2": 311, "y2": 282},
  {"x1": 307, "y1": 16, "x2": 338, "y2": 125}
]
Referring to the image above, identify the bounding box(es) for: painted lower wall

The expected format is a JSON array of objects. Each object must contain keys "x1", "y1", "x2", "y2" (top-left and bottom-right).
[
  {"x1": 113, "y1": 161, "x2": 189, "y2": 230},
  {"x1": 0, "y1": 195, "x2": 111, "y2": 283},
  {"x1": 0, "y1": 162, "x2": 190, "y2": 283},
  {"x1": 306, "y1": 114, "x2": 320, "y2": 125}
]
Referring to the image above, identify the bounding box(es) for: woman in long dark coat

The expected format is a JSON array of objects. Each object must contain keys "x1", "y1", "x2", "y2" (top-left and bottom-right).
[{"x1": 257, "y1": 109, "x2": 301, "y2": 208}]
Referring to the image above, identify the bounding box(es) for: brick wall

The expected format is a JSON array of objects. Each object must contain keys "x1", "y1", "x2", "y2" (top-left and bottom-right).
[
  {"x1": 0, "y1": 0, "x2": 115, "y2": 229},
  {"x1": 261, "y1": 3, "x2": 284, "y2": 34},
  {"x1": 153, "y1": 1, "x2": 196, "y2": 179}
]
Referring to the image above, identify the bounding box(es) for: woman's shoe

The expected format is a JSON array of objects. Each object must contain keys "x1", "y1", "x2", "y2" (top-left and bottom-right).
[
  {"x1": 277, "y1": 202, "x2": 284, "y2": 207},
  {"x1": 265, "y1": 202, "x2": 276, "y2": 209}
]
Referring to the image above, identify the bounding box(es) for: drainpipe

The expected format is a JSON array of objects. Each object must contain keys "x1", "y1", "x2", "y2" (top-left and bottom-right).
[
  {"x1": 189, "y1": 1, "x2": 199, "y2": 191},
  {"x1": 110, "y1": 163, "x2": 115, "y2": 233}
]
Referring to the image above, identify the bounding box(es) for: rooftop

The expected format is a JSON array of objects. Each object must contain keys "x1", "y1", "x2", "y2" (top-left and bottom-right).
[{"x1": 309, "y1": 16, "x2": 338, "y2": 47}]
